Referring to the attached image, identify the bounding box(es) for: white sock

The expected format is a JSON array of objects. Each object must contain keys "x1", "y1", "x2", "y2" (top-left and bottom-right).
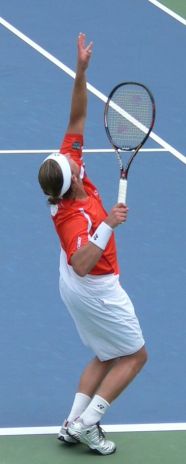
[
  {"x1": 79, "y1": 394, "x2": 110, "y2": 426},
  {"x1": 67, "y1": 392, "x2": 91, "y2": 422}
]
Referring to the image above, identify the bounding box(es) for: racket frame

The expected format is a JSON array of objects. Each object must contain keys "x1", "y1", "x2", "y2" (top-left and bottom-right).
[{"x1": 104, "y1": 81, "x2": 156, "y2": 203}]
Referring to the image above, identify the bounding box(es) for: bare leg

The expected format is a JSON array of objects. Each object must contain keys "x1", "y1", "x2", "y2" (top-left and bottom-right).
[
  {"x1": 77, "y1": 346, "x2": 147, "y2": 402},
  {"x1": 77, "y1": 356, "x2": 115, "y2": 397},
  {"x1": 96, "y1": 346, "x2": 147, "y2": 403}
]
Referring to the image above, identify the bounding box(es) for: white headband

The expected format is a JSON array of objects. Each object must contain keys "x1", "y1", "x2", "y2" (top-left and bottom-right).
[{"x1": 43, "y1": 152, "x2": 71, "y2": 196}]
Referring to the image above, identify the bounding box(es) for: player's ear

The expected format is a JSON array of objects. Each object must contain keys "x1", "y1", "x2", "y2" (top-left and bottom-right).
[{"x1": 71, "y1": 173, "x2": 78, "y2": 184}]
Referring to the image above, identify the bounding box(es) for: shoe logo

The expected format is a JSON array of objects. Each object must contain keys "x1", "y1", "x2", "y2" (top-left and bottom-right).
[
  {"x1": 97, "y1": 404, "x2": 104, "y2": 410},
  {"x1": 86, "y1": 430, "x2": 91, "y2": 434},
  {"x1": 93, "y1": 233, "x2": 98, "y2": 241}
]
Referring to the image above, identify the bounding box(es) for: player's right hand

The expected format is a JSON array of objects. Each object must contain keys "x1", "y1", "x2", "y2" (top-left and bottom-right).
[{"x1": 104, "y1": 203, "x2": 129, "y2": 228}]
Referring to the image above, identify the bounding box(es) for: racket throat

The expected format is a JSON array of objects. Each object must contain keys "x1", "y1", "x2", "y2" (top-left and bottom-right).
[{"x1": 120, "y1": 169, "x2": 127, "y2": 180}]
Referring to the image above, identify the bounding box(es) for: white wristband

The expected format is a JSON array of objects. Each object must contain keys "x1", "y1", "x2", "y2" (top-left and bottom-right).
[{"x1": 89, "y1": 222, "x2": 113, "y2": 250}]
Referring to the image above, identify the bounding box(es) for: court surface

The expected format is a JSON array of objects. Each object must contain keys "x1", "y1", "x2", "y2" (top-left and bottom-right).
[{"x1": 0, "y1": 0, "x2": 185, "y2": 462}]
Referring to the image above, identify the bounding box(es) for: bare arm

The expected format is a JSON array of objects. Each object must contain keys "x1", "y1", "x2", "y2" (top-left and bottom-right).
[
  {"x1": 70, "y1": 204, "x2": 128, "y2": 276},
  {"x1": 67, "y1": 33, "x2": 93, "y2": 135}
]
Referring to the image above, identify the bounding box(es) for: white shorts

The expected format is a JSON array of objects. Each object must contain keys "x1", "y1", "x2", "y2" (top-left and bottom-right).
[{"x1": 59, "y1": 274, "x2": 145, "y2": 361}]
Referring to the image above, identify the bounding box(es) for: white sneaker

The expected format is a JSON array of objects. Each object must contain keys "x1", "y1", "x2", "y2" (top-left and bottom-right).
[
  {"x1": 67, "y1": 420, "x2": 116, "y2": 455},
  {"x1": 58, "y1": 420, "x2": 79, "y2": 444}
]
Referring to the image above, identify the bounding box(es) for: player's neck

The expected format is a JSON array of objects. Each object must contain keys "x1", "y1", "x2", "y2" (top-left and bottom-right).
[
  {"x1": 69, "y1": 184, "x2": 88, "y2": 201},
  {"x1": 75, "y1": 191, "x2": 88, "y2": 200}
]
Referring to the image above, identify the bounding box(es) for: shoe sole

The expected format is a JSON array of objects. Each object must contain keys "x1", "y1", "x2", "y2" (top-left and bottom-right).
[
  {"x1": 90, "y1": 446, "x2": 117, "y2": 455},
  {"x1": 57, "y1": 434, "x2": 79, "y2": 445}
]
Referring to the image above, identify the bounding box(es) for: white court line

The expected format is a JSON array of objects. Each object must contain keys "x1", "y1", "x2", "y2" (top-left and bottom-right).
[
  {"x1": 0, "y1": 423, "x2": 186, "y2": 436},
  {"x1": 148, "y1": 0, "x2": 186, "y2": 25},
  {"x1": 0, "y1": 148, "x2": 167, "y2": 155},
  {"x1": 0, "y1": 16, "x2": 185, "y2": 165}
]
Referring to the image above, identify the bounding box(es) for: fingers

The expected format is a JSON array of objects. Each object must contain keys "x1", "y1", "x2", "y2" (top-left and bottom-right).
[
  {"x1": 78, "y1": 32, "x2": 93, "y2": 53},
  {"x1": 86, "y1": 40, "x2": 93, "y2": 54},
  {"x1": 114, "y1": 204, "x2": 129, "y2": 224},
  {"x1": 106, "y1": 204, "x2": 129, "y2": 228},
  {"x1": 116, "y1": 202, "x2": 128, "y2": 209},
  {"x1": 78, "y1": 32, "x2": 85, "y2": 48}
]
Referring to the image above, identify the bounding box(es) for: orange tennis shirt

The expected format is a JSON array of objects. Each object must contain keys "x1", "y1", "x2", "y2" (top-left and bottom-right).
[{"x1": 51, "y1": 133, "x2": 119, "y2": 276}]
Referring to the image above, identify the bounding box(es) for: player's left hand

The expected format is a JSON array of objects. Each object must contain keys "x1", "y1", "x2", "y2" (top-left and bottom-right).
[{"x1": 77, "y1": 33, "x2": 93, "y2": 71}]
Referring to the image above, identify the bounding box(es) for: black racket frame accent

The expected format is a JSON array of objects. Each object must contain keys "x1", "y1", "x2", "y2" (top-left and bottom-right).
[{"x1": 104, "y1": 81, "x2": 156, "y2": 179}]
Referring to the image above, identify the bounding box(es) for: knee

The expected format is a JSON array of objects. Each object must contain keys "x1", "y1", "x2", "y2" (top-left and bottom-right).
[{"x1": 137, "y1": 346, "x2": 148, "y2": 369}]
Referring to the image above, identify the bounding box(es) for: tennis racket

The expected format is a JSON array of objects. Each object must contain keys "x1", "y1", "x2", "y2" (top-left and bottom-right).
[{"x1": 104, "y1": 82, "x2": 156, "y2": 204}]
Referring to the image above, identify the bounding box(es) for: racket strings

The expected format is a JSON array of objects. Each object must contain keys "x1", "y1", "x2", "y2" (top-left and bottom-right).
[{"x1": 107, "y1": 85, "x2": 154, "y2": 150}]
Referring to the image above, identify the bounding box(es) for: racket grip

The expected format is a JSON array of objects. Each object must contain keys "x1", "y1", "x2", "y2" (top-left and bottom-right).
[{"x1": 118, "y1": 178, "x2": 127, "y2": 204}]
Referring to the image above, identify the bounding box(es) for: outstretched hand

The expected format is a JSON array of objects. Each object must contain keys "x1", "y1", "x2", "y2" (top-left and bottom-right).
[{"x1": 77, "y1": 33, "x2": 93, "y2": 71}]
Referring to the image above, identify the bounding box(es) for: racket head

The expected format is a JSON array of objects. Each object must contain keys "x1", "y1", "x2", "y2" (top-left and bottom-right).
[{"x1": 104, "y1": 81, "x2": 156, "y2": 152}]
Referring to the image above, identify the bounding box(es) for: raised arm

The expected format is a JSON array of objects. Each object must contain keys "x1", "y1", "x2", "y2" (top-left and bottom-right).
[{"x1": 67, "y1": 33, "x2": 93, "y2": 135}]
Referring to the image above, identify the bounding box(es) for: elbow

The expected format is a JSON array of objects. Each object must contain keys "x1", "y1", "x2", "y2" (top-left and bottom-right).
[
  {"x1": 72, "y1": 265, "x2": 87, "y2": 277},
  {"x1": 70, "y1": 249, "x2": 94, "y2": 277},
  {"x1": 73, "y1": 268, "x2": 87, "y2": 277}
]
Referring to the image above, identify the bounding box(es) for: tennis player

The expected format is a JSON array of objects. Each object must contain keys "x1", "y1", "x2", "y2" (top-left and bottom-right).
[{"x1": 38, "y1": 33, "x2": 147, "y2": 455}]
